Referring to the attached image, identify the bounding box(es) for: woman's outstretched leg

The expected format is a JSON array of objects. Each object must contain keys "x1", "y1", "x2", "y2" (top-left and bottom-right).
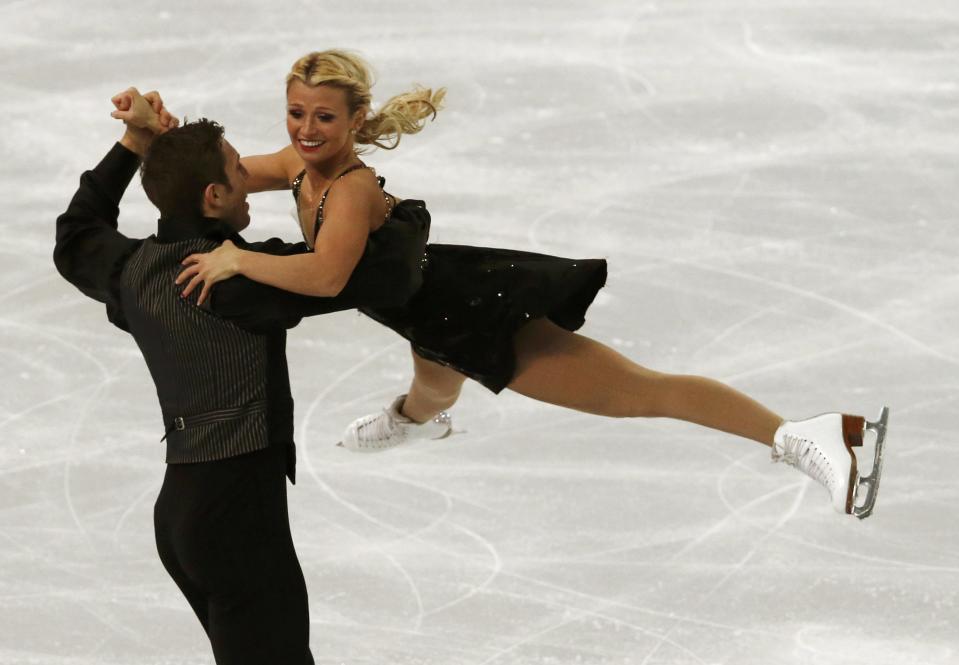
[{"x1": 507, "y1": 318, "x2": 783, "y2": 446}]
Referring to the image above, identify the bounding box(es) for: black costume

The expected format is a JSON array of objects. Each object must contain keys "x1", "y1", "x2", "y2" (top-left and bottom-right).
[
  {"x1": 54, "y1": 143, "x2": 429, "y2": 664},
  {"x1": 293, "y1": 167, "x2": 608, "y2": 393}
]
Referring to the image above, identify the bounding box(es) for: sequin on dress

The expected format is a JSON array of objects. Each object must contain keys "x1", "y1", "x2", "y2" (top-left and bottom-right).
[{"x1": 293, "y1": 168, "x2": 607, "y2": 393}]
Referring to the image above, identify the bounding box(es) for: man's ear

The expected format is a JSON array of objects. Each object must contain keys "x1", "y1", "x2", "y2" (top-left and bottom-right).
[{"x1": 202, "y1": 183, "x2": 219, "y2": 212}]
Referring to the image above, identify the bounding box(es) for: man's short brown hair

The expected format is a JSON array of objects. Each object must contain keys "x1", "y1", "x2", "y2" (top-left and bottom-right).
[{"x1": 140, "y1": 119, "x2": 230, "y2": 219}]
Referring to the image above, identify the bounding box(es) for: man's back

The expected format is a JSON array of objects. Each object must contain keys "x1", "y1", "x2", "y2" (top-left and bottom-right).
[{"x1": 121, "y1": 236, "x2": 279, "y2": 464}]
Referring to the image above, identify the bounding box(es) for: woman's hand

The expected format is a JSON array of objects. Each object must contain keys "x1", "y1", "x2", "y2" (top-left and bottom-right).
[
  {"x1": 175, "y1": 240, "x2": 245, "y2": 306},
  {"x1": 111, "y1": 88, "x2": 180, "y2": 156},
  {"x1": 111, "y1": 88, "x2": 179, "y2": 134}
]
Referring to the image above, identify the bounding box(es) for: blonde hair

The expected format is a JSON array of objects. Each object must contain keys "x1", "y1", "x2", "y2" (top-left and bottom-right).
[{"x1": 286, "y1": 49, "x2": 445, "y2": 151}]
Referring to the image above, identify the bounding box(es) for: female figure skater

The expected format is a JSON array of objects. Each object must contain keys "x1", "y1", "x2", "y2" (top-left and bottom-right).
[{"x1": 169, "y1": 50, "x2": 887, "y2": 518}]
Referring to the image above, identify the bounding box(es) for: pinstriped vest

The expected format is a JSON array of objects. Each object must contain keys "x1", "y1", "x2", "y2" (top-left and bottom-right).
[{"x1": 119, "y1": 236, "x2": 274, "y2": 464}]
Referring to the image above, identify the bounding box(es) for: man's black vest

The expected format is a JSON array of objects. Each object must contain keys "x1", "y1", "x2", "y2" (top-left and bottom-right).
[{"x1": 119, "y1": 236, "x2": 289, "y2": 465}]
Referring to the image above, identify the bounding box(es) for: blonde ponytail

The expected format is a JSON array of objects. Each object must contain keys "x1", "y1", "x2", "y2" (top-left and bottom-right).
[
  {"x1": 287, "y1": 50, "x2": 445, "y2": 152},
  {"x1": 358, "y1": 86, "x2": 446, "y2": 150}
]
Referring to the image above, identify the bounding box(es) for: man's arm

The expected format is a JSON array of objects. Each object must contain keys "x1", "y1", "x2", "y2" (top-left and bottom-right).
[
  {"x1": 207, "y1": 202, "x2": 431, "y2": 333},
  {"x1": 54, "y1": 89, "x2": 170, "y2": 330},
  {"x1": 53, "y1": 139, "x2": 145, "y2": 330}
]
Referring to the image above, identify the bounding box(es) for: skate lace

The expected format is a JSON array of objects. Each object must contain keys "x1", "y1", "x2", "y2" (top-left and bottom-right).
[
  {"x1": 355, "y1": 410, "x2": 400, "y2": 449},
  {"x1": 774, "y1": 434, "x2": 835, "y2": 490}
]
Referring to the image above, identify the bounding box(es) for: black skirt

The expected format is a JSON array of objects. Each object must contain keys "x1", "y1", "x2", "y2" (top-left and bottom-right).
[{"x1": 362, "y1": 243, "x2": 607, "y2": 393}]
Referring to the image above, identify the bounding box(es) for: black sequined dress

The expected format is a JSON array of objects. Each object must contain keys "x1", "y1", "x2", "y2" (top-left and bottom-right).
[{"x1": 293, "y1": 168, "x2": 607, "y2": 393}]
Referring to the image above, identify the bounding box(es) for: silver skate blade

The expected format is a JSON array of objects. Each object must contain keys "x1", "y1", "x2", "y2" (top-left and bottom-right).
[{"x1": 852, "y1": 406, "x2": 889, "y2": 519}]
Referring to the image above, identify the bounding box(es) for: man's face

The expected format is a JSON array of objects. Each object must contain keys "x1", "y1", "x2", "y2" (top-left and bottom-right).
[{"x1": 213, "y1": 140, "x2": 250, "y2": 232}]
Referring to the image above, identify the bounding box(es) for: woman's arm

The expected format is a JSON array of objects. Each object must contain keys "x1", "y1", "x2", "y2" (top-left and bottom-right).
[
  {"x1": 241, "y1": 144, "x2": 302, "y2": 193},
  {"x1": 176, "y1": 173, "x2": 380, "y2": 305}
]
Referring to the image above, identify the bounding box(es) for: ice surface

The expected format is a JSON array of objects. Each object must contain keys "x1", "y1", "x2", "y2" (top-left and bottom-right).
[{"x1": 1, "y1": 0, "x2": 957, "y2": 663}]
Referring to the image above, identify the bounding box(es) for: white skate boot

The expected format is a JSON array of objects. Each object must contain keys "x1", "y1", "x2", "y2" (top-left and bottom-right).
[
  {"x1": 772, "y1": 407, "x2": 888, "y2": 519},
  {"x1": 338, "y1": 394, "x2": 452, "y2": 452}
]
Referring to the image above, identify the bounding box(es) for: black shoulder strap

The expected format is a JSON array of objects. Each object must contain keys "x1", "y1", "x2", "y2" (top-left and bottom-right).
[{"x1": 291, "y1": 170, "x2": 306, "y2": 201}]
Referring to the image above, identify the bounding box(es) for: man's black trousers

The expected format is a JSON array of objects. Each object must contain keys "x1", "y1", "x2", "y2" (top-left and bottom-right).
[{"x1": 154, "y1": 443, "x2": 314, "y2": 664}]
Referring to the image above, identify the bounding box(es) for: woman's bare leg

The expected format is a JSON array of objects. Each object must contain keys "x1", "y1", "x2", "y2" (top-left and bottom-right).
[
  {"x1": 400, "y1": 346, "x2": 467, "y2": 423},
  {"x1": 507, "y1": 319, "x2": 783, "y2": 446}
]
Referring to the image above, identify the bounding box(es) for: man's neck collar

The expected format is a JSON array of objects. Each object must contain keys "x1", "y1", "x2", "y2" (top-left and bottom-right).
[{"x1": 156, "y1": 214, "x2": 237, "y2": 243}]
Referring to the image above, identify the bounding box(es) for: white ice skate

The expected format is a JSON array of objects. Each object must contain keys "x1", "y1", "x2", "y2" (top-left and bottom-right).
[
  {"x1": 337, "y1": 394, "x2": 452, "y2": 452},
  {"x1": 772, "y1": 407, "x2": 888, "y2": 519}
]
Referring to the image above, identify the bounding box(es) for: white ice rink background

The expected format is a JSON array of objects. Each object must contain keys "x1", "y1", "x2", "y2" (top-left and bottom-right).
[{"x1": 1, "y1": 1, "x2": 958, "y2": 663}]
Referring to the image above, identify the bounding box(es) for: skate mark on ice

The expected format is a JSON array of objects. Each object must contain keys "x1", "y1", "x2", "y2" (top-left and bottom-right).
[
  {"x1": 421, "y1": 520, "x2": 503, "y2": 619},
  {"x1": 0, "y1": 527, "x2": 103, "y2": 588},
  {"x1": 319, "y1": 470, "x2": 462, "y2": 564},
  {"x1": 384, "y1": 551, "x2": 426, "y2": 633},
  {"x1": 678, "y1": 259, "x2": 959, "y2": 367},
  {"x1": 774, "y1": 531, "x2": 959, "y2": 574},
  {"x1": 615, "y1": 4, "x2": 659, "y2": 96},
  {"x1": 688, "y1": 304, "x2": 777, "y2": 365},
  {"x1": 667, "y1": 458, "x2": 806, "y2": 561},
  {"x1": 0, "y1": 319, "x2": 113, "y2": 381},
  {"x1": 112, "y1": 479, "x2": 162, "y2": 545},
  {"x1": 75, "y1": 601, "x2": 153, "y2": 651},
  {"x1": 491, "y1": 580, "x2": 716, "y2": 664},
  {"x1": 0, "y1": 271, "x2": 58, "y2": 308},
  {"x1": 475, "y1": 602, "x2": 707, "y2": 665},
  {"x1": 366, "y1": 468, "x2": 489, "y2": 521},
  {"x1": 507, "y1": 569, "x2": 778, "y2": 638},
  {"x1": 721, "y1": 339, "x2": 868, "y2": 383},
  {"x1": 741, "y1": 21, "x2": 825, "y2": 65},
  {"x1": 62, "y1": 358, "x2": 131, "y2": 538},
  {"x1": 639, "y1": 473, "x2": 808, "y2": 665},
  {"x1": 0, "y1": 382, "x2": 96, "y2": 432}
]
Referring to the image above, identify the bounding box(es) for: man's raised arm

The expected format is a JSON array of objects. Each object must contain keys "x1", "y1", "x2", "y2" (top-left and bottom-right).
[{"x1": 53, "y1": 89, "x2": 172, "y2": 329}]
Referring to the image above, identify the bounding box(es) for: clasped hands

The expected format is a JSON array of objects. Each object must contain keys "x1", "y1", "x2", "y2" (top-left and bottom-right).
[{"x1": 110, "y1": 86, "x2": 179, "y2": 155}]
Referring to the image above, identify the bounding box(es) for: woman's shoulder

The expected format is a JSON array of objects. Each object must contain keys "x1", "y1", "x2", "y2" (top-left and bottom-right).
[{"x1": 325, "y1": 166, "x2": 388, "y2": 204}]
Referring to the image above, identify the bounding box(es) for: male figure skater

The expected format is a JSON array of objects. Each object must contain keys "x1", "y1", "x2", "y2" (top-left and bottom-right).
[{"x1": 53, "y1": 89, "x2": 429, "y2": 663}]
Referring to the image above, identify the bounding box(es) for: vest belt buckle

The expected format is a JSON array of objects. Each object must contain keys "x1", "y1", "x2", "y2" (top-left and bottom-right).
[{"x1": 174, "y1": 417, "x2": 186, "y2": 431}]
